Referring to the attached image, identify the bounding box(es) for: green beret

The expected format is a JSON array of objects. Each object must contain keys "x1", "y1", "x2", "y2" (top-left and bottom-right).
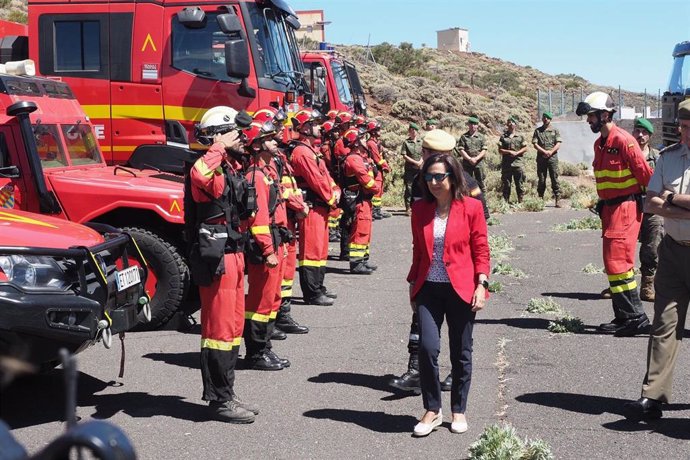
[
  {"x1": 422, "y1": 129, "x2": 456, "y2": 152},
  {"x1": 634, "y1": 117, "x2": 654, "y2": 134},
  {"x1": 679, "y1": 99, "x2": 690, "y2": 120},
  {"x1": 425, "y1": 118, "x2": 438, "y2": 126},
  {"x1": 542, "y1": 111, "x2": 553, "y2": 120},
  {"x1": 468, "y1": 116, "x2": 480, "y2": 124},
  {"x1": 507, "y1": 115, "x2": 519, "y2": 124},
  {"x1": 408, "y1": 122, "x2": 420, "y2": 131}
]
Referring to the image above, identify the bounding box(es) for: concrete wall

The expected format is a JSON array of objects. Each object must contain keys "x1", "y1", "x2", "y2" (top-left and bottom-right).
[
  {"x1": 437, "y1": 28, "x2": 469, "y2": 52},
  {"x1": 295, "y1": 10, "x2": 326, "y2": 43}
]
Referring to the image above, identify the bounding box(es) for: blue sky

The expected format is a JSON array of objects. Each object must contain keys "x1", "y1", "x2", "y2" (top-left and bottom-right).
[{"x1": 289, "y1": 0, "x2": 690, "y2": 93}]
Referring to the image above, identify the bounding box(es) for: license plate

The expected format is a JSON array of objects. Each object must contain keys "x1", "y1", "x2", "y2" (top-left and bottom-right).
[{"x1": 116, "y1": 266, "x2": 140, "y2": 292}]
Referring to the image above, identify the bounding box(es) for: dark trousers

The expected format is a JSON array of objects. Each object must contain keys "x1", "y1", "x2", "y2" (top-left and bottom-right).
[
  {"x1": 536, "y1": 154, "x2": 560, "y2": 198},
  {"x1": 462, "y1": 161, "x2": 486, "y2": 194},
  {"x1": 416, "y1": 281, "x2": 475, "y2": 413},
  {"x1": 501, "y1": 165, "x2": 525, "y2": 201},
  {"x1": 403, "y1": 168, "x2": 418, "y2": 210},
  {"x1": 639, "y1": 213, "x2": 664, "y2": 277}
]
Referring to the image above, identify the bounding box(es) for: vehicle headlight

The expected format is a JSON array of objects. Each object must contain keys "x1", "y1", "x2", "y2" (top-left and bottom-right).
[{"x1": 0, "y1": 255, "x2": 73, "y2": 290}]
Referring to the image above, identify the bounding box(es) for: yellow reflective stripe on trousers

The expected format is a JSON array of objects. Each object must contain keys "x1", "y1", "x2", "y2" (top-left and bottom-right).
[
  {"x1": 608, "y1": 270, "x2": 635, "y2": 282},
  {"x1": 201, "y1": 337, "x2": 241, "y2": 350},
  {"x1": 245, "y1": 311, "x2": 271, "y2": 322},
  {"x1": 610, "y1": 280, "x2": 638, "y2": 293},
  {"x1": 281, "y1": 279, "x2": 293, "y2": 287},
  {"x1": 594, "y1": 168, "x2": 632, "y2": 179},
  {"x1": 596, "y1": 178, "x2": 638, "y2": 190},
  {"x1": 298, "y1": 259, "x2": 327, "y2": 267},
  {"x1": 350, "y1": 243, "x2": 367, "y2": 249},
  {"x1": 281, "y1": 288, "x2": 293, "y2": 298},
  {"x1": 251, "y1": 225, "x2": 271, "y2": 235}
]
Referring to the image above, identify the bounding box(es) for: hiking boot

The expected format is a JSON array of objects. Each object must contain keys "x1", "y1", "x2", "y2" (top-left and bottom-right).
[
  {"x1": 351, "y1": 264, "x2": 373, "y2": 275},
  {"x1": 232, "y1": 392, "x2": 260, "y2": 415},
  {"x1": 209, "y1": 400, "x2": 255, "y2": 423},
  {"x1": 640, "y1": 275, "x2": 655, "y2": 302},
  {"x1": 389, "y1": 369, "x2": 421, "y2": 394},
  {"x1": 275, "y1": 311, "x2": 309, "y2": 334},
  {"x1": 598, "y1": 317, "x2": 627, "y2": 332},
  {"x1": 304, "y1": 294, "x2": 334, "y2": 306},
  {"x1": 365, "y1": 261, "x2": 378, "y2": 271},
  {"x1": 614, "y1": 315, "x2": 651, "y2": 337}
]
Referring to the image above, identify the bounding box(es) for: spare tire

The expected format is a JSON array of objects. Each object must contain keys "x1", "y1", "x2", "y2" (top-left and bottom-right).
[{"x1": 123, "y1": 227, "x2": 189, "y2": 330}]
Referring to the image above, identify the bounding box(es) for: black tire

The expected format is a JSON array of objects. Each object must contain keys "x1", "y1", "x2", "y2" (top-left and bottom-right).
[{"x1": 123, "y1": 227, "x2": 189, "y2": 330}]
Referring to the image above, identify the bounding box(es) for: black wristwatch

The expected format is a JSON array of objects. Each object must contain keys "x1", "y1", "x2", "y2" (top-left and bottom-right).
[
  {"x1": 667, "y1": 193, "x2": 676, "y2": 206},
  {"x1": 480, "y1": 279, "x2": 489, "y2": 289}
]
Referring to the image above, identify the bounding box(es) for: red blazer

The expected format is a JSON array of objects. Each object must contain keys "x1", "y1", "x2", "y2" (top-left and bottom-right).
[{"x1": 407, "y1": 197, "x2": 490, "y2": 304}]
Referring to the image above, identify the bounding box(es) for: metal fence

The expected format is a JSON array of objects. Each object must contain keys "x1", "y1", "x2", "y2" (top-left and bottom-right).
[{"x1": 536, "y1": 88, "x2": 663, "y2": 120}]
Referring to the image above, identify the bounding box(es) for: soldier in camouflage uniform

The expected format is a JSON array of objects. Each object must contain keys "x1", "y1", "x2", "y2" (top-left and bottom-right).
[
  {"x1": 401, "y1": 122, "x2": 423, "y2": 215},
  {"x1": 634, "y1": 117, "x2": 663, "y2": 302},
  {"x1": 498, "y1": 116, "x2": 528, "y2": 203},
  {"x1": 455, "y1": 115, "x2": 487, "y2": 193},
  {"x1": 532, "y1": 111, "x2": 562, "y2": 207}
]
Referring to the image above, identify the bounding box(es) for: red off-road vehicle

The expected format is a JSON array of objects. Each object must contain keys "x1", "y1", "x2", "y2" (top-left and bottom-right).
[{"x1": 0, "y1": 207, "x2": 148, "y2": 370}]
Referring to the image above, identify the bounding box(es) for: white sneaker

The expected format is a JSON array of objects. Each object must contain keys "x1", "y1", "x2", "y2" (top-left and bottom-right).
[
  {"x1": 450, "y1": 417, "x2": 468, "y2": 433},
  {"x1": 413, "y1": 411, "x2": 442, "y2": 437}
]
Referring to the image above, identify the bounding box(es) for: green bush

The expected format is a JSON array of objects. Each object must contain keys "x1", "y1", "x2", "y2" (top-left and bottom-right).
[
  {"x1": 521, "y1": 197, "x2": 545, "y2": 212},
  {"x1": 488, "y1": 281, "x2": 503, "y2": 293},
  {"x1": 552, "y1": 216, "x2": 601, "y2": 232},
  {"x1": 582, "y1": 263, "x2": 604, "y2": 274},
  {"x1": 487, "y1": 216, "x2": 501, "y2": 226},
  {"x1": 489, "y1": 234, "x2": 514, "y2": 260},
  {"x1": 548, "y1": 315, "x2": 585, "y2": 334},
  {"x1": 559, "y1": 161, "x2": 581, "y2": 177},
  {"x1": 569, "y1": 190, "x2": 598, "y2": 210},
  {"x1": 468, "y1": 423, "x2": 554, "y2": 460},
  {"x1": 6, "y1": 10, "x2": 27, "y2": 23},
  {"x1": 492, "y1": 262, "x2": 526, "y2": 278},
  {"x1": 526, "y1": 297, "x2": 562, "y2": 314},
  {"x1": 371, "y1": 42, "x2": 431, "y2": 78}
]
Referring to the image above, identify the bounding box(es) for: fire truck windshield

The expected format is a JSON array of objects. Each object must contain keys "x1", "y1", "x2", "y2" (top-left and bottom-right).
[
  {"x1": 668, "y1": 54, "x2": 690, "y2": 95},
  {"x1": 331, "y1": 61, "x2": 354, "y2": 106},
  {"x1": 33, "y1": 125, "x2": 68, "y2": 169},
  {"x1": 62, "y1": 124, "x2": 103, "y2": 166},
  {"x1": 247, "y1": 3, "x2": 304, "y2": 91}
]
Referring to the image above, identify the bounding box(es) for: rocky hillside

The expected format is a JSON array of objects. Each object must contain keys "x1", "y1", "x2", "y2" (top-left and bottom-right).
[{"x1": 0, "y1": 0, "x2": 26, "y2": 23}]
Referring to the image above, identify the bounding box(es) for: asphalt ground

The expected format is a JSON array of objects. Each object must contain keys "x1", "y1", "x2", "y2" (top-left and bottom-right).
[{"x1": 3, "y1": 206, "x2": 690, "y2": 459}]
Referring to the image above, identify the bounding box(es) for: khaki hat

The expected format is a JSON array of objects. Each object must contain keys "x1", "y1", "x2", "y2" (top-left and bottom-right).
[
  {"x1": 633, "y1": 117, "x2": 654, "y2": 134},
  {"x1": 422, "y1": 129, "x2": 456, "y2": 152},
  {"x1": 679, "y1": 99, "x2": 690, "y2": 120}
]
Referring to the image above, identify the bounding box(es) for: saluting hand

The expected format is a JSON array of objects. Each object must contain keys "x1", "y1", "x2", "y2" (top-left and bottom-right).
[
  {"x1": 214, "y1": 130, "x2": 242, "y2": 153},
  {"x1": 471, "y1": 285, "x2": 486, "y2": 312}
]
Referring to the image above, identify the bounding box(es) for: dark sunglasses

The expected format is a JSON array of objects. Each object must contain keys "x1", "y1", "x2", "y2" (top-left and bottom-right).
[{"x1": 423, "y1": 172, "x2": 450, "y2": 182}]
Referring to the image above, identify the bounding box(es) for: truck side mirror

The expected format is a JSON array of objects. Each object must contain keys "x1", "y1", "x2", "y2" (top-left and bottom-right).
[
  {"x1": 217, "y1": 13, "x2": 242, "y2": 35},
  {"x1": 284, "y1": 15, "x2": 300, "y2": 30},
  {"x1": 224, "y1": 40, "x2": 250, "y2": 80},
  {"x1": 0, "y1": 165, "x2": 20, "y2": 178},
  {"x1": 177, "y1": 7, "x2": 206, "y2": 28}
]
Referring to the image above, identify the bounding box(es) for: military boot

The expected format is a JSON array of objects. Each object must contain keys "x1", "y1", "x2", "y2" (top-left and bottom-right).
[
  {"x1": 640, "y1": 275, "x2": 655, "y2": 302},
  {"x1": 275, "y1": 310, "x2": 309, "y2": 334},
  {"x1": 554, "y1": 197, "x2": 562, "y2": 208},
  {"x1": 389, "y1": 354, "x2": 421, "y2": 394},
  {"x1": 329, "y1": 228, "x2": 341, "y2": 242},
  {"x1": 372, "y1": 207, "x2": 383, "y2": 220}
]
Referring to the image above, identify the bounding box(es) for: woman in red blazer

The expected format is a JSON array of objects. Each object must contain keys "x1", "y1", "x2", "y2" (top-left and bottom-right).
[{"x1": 407, "y1": 153, "x2": 490, "y2": 437}]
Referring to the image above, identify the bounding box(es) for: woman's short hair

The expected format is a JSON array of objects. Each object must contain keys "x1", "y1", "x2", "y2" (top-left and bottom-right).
[{"x1": 418, "y1": 154, "x2": 468, "y2": 202}]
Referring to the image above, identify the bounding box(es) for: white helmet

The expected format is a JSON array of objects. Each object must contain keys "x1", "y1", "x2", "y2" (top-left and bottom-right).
[
  {"x1": 576, "y1": 91, "x2": 616, "y2": 116},
  {"x1": 195, "y1": 106, "x2": 238, "y2": 146}
]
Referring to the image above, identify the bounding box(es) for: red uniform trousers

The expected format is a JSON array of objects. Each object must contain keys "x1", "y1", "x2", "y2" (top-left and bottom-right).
[
  {"x1": 298, "y1": 205, "x2": 329, "y2": 300},
  {"x1": 280, "y1": 218, "x2": 298, "y2": 309},
  {"x1": 244, "y1": 243, "x2": 285, "y2": 357},
  {"x1": 200, "y1": 252, "x2": 245, "y2": 402},
  {"x1": 349, "y1": 199, "x2": 373, "y2": 270},
  {"x1": 601, "y1": 200, "x2": 646, "y2": 319}
]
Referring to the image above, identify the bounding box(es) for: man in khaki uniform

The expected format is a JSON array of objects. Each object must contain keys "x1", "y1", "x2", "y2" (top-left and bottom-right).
[
  {"x1": 455, "y1": 116, "x2": 487, "y2": 193},
  {"x1": 401, "y1": 123, "x2": 423, "y2": 215},
  {"x1": 633, "y1": 117, "x2": 663, "y2": 302},
  {"x1": 623, "y1": 99, "x2": 690, "y2": 422},
  {"x1": 532, "y1": 111, "x2": 562, "y2": 207},
  {"x1": 498, "y1": 116, "x2": 528, "y2": 203}
]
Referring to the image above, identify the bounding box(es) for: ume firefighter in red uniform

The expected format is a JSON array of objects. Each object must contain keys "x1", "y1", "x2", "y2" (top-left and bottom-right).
[{"x1": 576, "y1": 92, "x2": 653, "y2": 337}]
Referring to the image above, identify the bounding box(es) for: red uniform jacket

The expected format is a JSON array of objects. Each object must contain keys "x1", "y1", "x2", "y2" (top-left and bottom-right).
[
  {"x1": 366, "y1": 138, "x2": 390, "y2": 173},
  {"x1": 291, "y1": 142, "x2": 337, "y2": 207},
  {"x1": 343, "y1": 150, "x2": 380, "y2": 194},
  {"x1": 245, "y1": 159, "x2": 274, "y2": 257},
  {"x1": 407, "y1": 198, "x2": 490, "y2": 304}
]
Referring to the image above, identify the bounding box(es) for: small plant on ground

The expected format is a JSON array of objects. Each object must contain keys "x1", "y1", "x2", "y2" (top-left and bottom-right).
[
  {"x1": 526, "y1": 297, "x2": 562, "y2": 314},
  {"x1": 488, "y1": 281, "x2": 503, "y2": 293},
  {"x1": 559, "y1": 161, "x2": 581, "y2": 177},
  {"x1": 492, "y1": 262, "x2": 526, "y2": 278},
  {"x1": 488, "y1": 196, "x2": 511, "y2": 215},
  {"x1": 468, "y1": 423, "x2": 554, "y2": 460},
  {"x1": 582, "y1": 263, "x2": 604, "y2": 274},
  {"x1": 548, "y1": 315, "x2": 585, "y2": 334},
  {"x1": 489, "y1": 234, "x2": 514, "y2": 260},
  {"x1": 521, "y1": 197, "x2": 545, "y2": 212},
  {"x1": 552, "y1": 216, "x2": 601, "y2": 232},
  {"x1": 487, "y1": 216, "x2": 501, "y2": 226}
]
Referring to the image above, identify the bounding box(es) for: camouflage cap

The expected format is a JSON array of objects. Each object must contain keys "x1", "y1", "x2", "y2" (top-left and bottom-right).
[
  {"x1": 468, "y1": 116, "x2": 480, "y2": 124},
  {"x1": 679, "y1": 99, "x2": 690, "y2": 120},
  {"x1": 409, "y1": 122, "x2": 420, "y2": 131},
  {"x1": 422, "y1": 129, "x2": 456, "y2": 152},
  {"x1": 633, "y1": 117, "x2": 654, "y2": 134},
  {"x1": 542, "y1": 111, "x2": 553, "y2": 120}
]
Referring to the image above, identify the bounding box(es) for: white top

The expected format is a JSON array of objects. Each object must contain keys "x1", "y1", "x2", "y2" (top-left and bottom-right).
[
  {"x1": 647, "y1": 143, "x2": 690, "y2": 241},
  {"x1": 426, "y1": 211, "x2": 451, "y2": 283}
]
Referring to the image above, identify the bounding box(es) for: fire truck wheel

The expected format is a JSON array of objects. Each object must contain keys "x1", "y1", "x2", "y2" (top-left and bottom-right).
[{"x1": 124, "y1": 227, "x2": 189, "y2": 330}]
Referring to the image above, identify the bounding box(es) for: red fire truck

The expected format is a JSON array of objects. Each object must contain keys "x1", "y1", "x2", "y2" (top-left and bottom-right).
[
  {"x1": 302, "y1": 50, "x2": 367, "y2": 116},
  {"x1": 7, "y1": 0, "x2": 306, "y2": 165}
]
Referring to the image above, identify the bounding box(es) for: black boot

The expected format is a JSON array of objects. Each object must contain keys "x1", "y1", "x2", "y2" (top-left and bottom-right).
[
  {"x1": 270, "y1": 328, "x2": 287, "y2": 340},
  {"x1": 266, "y1": 349, "x2": 291, "y2": 368},
  {"x1": 440, "y1": 373, "x2": 452, "y2": 391},
  {"x1": 364, "y1": 260, "x2": 378, "y2": 271},
  {"x1": 389, "y1": 354, "x2": 421, "y2": 394},
  {"x1": 246, "y1": 352, "x2": 283, "y2": 371},
  {"x1": 276, "y1": 310, "x2": 309, "y2": 334},
  {"x1": 372, "y1": 207, "x2": 383, "y2": 220},
  {"x1": 351, "y1": 262, "x2": 373, "y2": 275}
]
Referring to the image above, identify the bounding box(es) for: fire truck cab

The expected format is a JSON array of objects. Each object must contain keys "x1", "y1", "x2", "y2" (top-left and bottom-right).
[
  {"x1": 20, "y1": 0, "x2": 306, "y2": 164},
  {"x1": 302, "y1": 51, "x2": 367, "y2": 116}
]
